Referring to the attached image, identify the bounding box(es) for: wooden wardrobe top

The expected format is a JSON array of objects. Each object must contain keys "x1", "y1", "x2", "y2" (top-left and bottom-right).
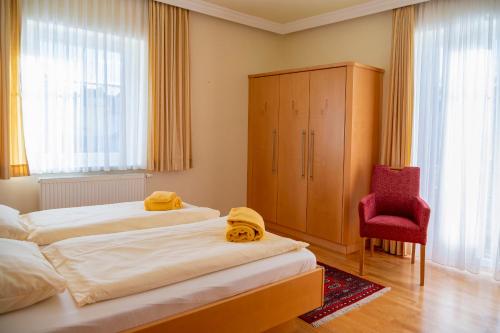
[{"x1": 248, "y1": 62, "x2": 384, "y2": 78}]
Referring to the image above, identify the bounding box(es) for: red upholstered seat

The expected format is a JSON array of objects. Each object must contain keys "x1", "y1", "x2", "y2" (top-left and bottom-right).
[
  {"x1": 358, "y1": 165, "x2": 431, "y2": 286},
  {"x1": 358, "y1": 165, "x2": 430, "y2": 245},
  {"x1": 365, "y1": 215, "x2": 422, "y2": 243}
]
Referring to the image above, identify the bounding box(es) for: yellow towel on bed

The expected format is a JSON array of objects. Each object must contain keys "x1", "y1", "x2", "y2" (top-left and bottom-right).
[
  {"x1": 144, "y1": 191, "x2": 182, "y2": 211},
  {"x1": 226, "y1": 207, "x2": 265, "y2": 242}
]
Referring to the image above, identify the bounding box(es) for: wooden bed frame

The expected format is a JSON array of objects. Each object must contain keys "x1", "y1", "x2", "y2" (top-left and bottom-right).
[{"x1": 125, "y1": 266, "x2": 324, "y2": 333}]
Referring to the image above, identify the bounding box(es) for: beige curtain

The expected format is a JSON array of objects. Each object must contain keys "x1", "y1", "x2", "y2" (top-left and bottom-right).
[
  {"x1": 148, "y1": 0, "x2": 191, "y2": 172},
  {"x1": 0, "y1": 0, "x2": 29, "y2": 179},
  {"x1": 378, "y1": 5, "x2": 415, "y2": 256}
]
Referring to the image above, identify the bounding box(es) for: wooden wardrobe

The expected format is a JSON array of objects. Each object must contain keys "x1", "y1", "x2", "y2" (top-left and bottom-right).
[{"x1": 247, "y1": 62, "x2": 383, "y2": 254}]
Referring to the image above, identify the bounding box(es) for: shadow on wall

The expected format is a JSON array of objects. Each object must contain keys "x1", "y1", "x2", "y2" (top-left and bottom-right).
[
  {"x1": 0, "y1": 176, "x2": 39, "y2": 213},
  {"x1": 146, "y1": 170, "x2": 244, "y2": 216},
  {"x1": 0, "y1": 170, "x2": 242, "y2": 215}
]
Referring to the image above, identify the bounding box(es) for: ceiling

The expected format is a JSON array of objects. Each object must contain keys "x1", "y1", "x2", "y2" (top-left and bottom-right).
[
  {"x1": 159, "y1": 0, "x2": 430, "y2": 34},
  {"x1": 202, "y1": 0, "x2": 372, "y2": 24}
]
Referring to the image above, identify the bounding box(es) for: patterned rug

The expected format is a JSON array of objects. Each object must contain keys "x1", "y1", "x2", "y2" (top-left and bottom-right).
[{"x1": 299, "y1": 262, "x2": 390, "y2": 327}]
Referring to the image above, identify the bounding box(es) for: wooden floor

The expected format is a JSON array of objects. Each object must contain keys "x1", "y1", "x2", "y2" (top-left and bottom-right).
[{"x1": 268, "y1": 245, "x2": 500, "y2": 333}]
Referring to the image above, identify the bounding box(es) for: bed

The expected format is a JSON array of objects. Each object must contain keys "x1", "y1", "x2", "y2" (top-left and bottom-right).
[
  {"x1": 1, "y1": 206, "x2": 324, "y2": 333},
  {"x1": 20, "y1": 201, "x2": 220, "y2": 245},
  {"x1": 0, "y1": 249, "x2": 323, "y2": 333}
]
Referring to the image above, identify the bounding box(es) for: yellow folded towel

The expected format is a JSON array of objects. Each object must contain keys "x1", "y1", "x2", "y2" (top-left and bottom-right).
[
  {"x1": 144, "y1": 191, "x2": 182, "y2": 211},
  {"x1": 226, "y1": 207, "x2": 265, "y2": 242}
]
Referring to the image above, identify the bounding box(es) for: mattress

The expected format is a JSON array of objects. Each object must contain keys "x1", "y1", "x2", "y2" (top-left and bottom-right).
[{"x1": 0, "y1": 248, "x2": 317, "y2": 333}]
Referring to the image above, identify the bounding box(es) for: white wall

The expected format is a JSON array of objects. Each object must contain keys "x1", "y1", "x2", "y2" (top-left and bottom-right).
[{"x1": 280, "y1": 11, "x2": 392, "y2": 126}]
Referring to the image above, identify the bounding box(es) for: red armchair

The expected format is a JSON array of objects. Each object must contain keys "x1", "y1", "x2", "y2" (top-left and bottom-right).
[{"x1": 358, "y1": 165, "x2": 431, "y2": 286}]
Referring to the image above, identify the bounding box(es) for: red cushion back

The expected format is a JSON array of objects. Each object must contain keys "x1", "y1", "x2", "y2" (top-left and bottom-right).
[{"x1": 371, "y1": 165, "x2": 420, "y2": 218}]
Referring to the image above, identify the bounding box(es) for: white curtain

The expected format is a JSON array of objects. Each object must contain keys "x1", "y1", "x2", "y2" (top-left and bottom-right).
[
  {"x1": 413, "y1": 0, "x2": 500, "y2": 280},
  {"x1": 20, "y1": 0, "x2": 148, "y2": 174}
]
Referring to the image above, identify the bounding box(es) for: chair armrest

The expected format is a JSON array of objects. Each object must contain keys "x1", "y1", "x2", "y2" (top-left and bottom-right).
[
  {"x1": 358, "y1": 193, "x2": 377, "y2": 225},
  {"x1": 412, "y1": 196, "x2": 431, "y2": 231}
]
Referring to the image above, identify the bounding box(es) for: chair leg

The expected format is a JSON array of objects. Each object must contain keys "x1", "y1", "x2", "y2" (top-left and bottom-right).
[
  {"x1": 420, "y1": 245, "x2": 426, "y2": 286},
  {"x1": 360, "y1": 237, "x2": 366, "y2": 275},
  {"x1": 370, "y1": 238, "x2": 375, "y2": 256},
  {"x1": 411, "y1": 243, "x2": 416, "y2": 264}
]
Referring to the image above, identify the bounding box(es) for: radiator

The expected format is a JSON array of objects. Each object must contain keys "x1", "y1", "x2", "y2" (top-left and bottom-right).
[{"x1": 39, "y1": 173, "x2": 147, "y2": 210}]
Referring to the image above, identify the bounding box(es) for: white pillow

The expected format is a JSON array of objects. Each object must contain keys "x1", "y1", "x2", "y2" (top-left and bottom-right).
[
  {"x1": 0, "y1": 239, "x2": 66, "y2": 314},
  {"x1": 0, "y1": 204, "x2": 29, "y2": 240}
]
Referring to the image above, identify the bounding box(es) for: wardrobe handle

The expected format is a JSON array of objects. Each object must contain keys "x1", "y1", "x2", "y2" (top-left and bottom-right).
[
  {"x1": 272, "y1": 129, "x2": 277, "y2": 173},
  {"x1": 301, "y1": 130, "x2": 306, "y2": 177},
  {"x1": 309, "y1": 130, "x2": 315, "y2": 180}
]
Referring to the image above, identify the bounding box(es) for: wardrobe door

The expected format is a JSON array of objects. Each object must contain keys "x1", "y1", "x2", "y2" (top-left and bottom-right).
[
  {"x1": 247, "y1": 76, "x2": 279, "y2": 223},
  {"x1": 277, "y1": 72, "x2": 309, "y2": 232},
  {"x1": 306, "y1": 67, "x2": 346, "y2": 243}
]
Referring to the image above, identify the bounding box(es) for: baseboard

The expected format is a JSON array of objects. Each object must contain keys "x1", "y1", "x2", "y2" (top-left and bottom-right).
[{"x1": 266, "y1": 222, "x2": 360, "y2": 255}]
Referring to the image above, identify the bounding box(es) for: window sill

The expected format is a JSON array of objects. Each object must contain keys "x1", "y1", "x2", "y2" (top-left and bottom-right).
[{"x1": 37, "y1": 171, "x2": 152, "y2": 183}]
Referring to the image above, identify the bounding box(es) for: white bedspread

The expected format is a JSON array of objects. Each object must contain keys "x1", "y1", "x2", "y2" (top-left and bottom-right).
[
  {"x1": 43, "y1": 217, "x2": 308, "y2": 306},
  {"x1": 0, "y1": 249, "x2": 317, "y2": 333},
  {"x1": 21, "y1": 201, "x2": 220, "y2": 245}
]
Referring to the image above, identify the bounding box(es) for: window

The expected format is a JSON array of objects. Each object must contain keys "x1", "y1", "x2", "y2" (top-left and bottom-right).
[
  {"x1": 20, "y1": 0, "x2": 148, "y2": 174},
  {"x1": 412, "y1": 0, "x2": 500, "y2": 280}
]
